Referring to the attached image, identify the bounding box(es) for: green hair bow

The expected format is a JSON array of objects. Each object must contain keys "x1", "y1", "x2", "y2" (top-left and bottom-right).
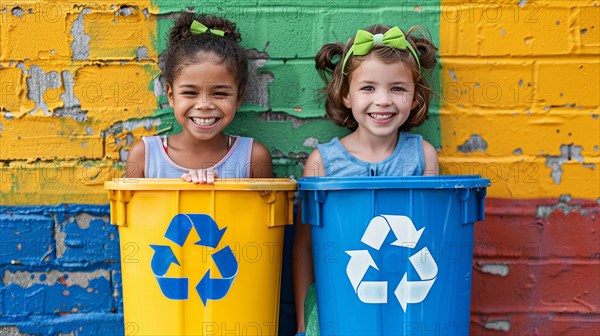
[
  {"x1": 341, "y1": 26, "x2": 420, "y2": 75},
  {"x1": 190, "y1": 20, "x2": 225, "y2": 37}
]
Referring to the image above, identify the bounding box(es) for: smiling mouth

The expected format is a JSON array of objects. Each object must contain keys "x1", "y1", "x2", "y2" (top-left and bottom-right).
[
  {"x1": 191, "y1": 117, "x2": 217, "y2": 126},
  {"x1": 368, "y1": 113, "x2": 395, "y2": 120}
]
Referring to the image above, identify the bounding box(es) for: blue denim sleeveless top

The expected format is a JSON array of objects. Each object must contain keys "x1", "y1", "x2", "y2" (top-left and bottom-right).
[
  {"x1": 142, "y1": 135, "x2": 253, "y2": 178},
  {"x1": 316, "y1": 132, "x2": 424, "y2": 177}
]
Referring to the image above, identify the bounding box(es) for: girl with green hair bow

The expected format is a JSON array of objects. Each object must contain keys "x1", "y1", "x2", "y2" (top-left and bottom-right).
[{"x1": 293, "y1": 24, "x2": 439, "y2": 336}]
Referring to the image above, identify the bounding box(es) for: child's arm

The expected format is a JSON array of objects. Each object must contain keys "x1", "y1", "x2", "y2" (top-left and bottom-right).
[
  {"x1": 250, "y1": 142, "x2": 273, "y2": 178},
  {"x1": 293, "y1": 149, "x2": 325, "y2": 333},
  {"x1": 125, "y1": 140, "x2": 145, "y2": 178},
  {"x1": 422, "y1": 140, "x2": 439, "y2": 176}
]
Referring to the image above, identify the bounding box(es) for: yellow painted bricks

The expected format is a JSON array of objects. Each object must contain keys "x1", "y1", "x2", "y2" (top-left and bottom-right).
[
  {"x1": 1, "y1": 1, "x2": 598, "y2": 204},
  {"x1": 440, "y1": 0, "x2": 599, "y2": 200}
]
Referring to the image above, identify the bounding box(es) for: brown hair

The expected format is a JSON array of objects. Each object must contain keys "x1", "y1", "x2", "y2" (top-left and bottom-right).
[
  {"x1": 315, "y1": 25, "x2": 437, "y2": 131},
  {"x1": 162, "y1": 13, "x2": 247, "y2": 100}
]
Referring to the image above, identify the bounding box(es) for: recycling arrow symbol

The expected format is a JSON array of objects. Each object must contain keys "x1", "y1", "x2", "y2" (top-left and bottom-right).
[
  {"x1": 345, "y1": 215, "x2": 438, "y2": 312},
  {"x1": 150, "y1": 214, "x2": 238, "y2": 306}
]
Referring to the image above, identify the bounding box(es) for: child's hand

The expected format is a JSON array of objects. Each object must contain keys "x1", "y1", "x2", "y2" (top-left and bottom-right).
[{"x1": 181, "y1": 168, "x2": 217, "y2": 184}]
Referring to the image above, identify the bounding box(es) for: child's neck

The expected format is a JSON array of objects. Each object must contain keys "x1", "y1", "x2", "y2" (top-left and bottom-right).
[
  {"x1": 342, "y1": 130, "x2": 399, "y2": 163},
  {"x1": 175, "y1": 132, "x2": 228, "y2": 150},
  {"x1": 167, "y1": 132, "x2": 231, "y2": 169}
]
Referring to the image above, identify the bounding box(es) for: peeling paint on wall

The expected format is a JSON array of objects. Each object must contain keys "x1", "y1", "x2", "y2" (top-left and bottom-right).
[
  {"x1": 245, "y1": 58, "x2": 274, "y2": 107},
  {"x1": 103, "y1": 118, "x2": 162, "y2": 137},
  {"x1": 545, "y1": 144, "x2": 590, "y2": 184},
  {"x1": 116, "y1": 5, "x2": 135, "y2": 18},
  {"x1": 536, "y1": 194, "x2": 585, "y2": 219},
  {"x1": 0, "y1": 326, "x2": 20, "y2": 336},
  {"x1": 448, "y1": 69, "x2": 457, "y2": 82},
  {"x1": 3, "y1": 269, "x2": 109, "y2": 289},
  {"x1": 303, "y1": 137, "x2": 319, "y2": 148},
  {"x1": 457, "y1": 134, "x2": 488, "y2": 153},
  {"x1": 54, "y1": 224, "x2": 71, "y2": 260},
  {"x1": 211, "y1": 49, "x2": 275, "y2": 108},
  {"x1": 70, "y1": 8, "x2": 91, "y2": 60},
  {"x1": 258, "y1": 111, "x2": 311, "y2": 128},
  {"x1": 53, "y1": 71, "x2": 87, "y2": 121},
  {"x1": 25, "y1": 65, "x2": 61, "y2": 115},
  {"x1": 11, "y1": 6, "x2": 24, "y2": 17},
  {"x1": 73, "y1": 213, "x2": 108, "y2": 229},
  {"x1": 480, "y1": 263, "x2": 509, "y2": 277},
  {"x1": 54, "y1": 212, "x2": 114, "y2": 262},
  {"x1": 153, "y1": 77, "x2": 166, "y2": 97},
  {"x1": 136, "y1": 46, "x2": 150, "y2": 61},
  {"x1": 485, "y1": 320, "x2": 511, "y2": 332}
]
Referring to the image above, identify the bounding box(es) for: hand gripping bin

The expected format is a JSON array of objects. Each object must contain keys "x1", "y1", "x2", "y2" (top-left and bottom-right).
[
  {"x1": 299, "y1": 175, "x2": 490, "y2": 336},
  {"x1": 105, "y1": 178, "x2": 296, "y2": 335}
]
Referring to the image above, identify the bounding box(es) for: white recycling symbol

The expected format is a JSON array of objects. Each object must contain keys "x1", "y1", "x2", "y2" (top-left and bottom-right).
[{"x1": 345, "y1": 215, "x2": 438, "y2": 312}]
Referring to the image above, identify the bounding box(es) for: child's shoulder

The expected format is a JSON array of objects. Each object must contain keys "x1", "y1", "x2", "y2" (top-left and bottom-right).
[
  {"x1": 247, "y1": 137, "x2": 272, "y2": 178},
  {"x1": 250, "y1": 139, "x2": 270, "y2": 161},
  {"x1": 125, "y1": 139, "x2": 147, "y2": 178},
  {"x1": 303, "y1": 149, "x2": 325, "y2": 177},
  {"x1": 312, "y1": 137, "x2": 342, "y2": 159},
  {"x1": 316, "y1": 136, "x2": 339, "y2": 147},
  {"x1": 128, "y1": 136, "x2": 155, "y2": 160},
  {"x1": 421, "y1": 138, "x2": 438, "y2": 173}
]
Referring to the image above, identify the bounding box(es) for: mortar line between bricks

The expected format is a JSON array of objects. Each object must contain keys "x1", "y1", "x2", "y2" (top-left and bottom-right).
[
  {"x1": 441, "y1": 55, "x2": 600, "y2": 62},
  {"x1": 472, "y1": 309, "x2": 600, "y2": 315},
  {"x1": 474, "y1": 258, "x2": 600, "y2": 264},
  {"x1": 438, "y1": 108, "x2": 600, "y2": 115}
]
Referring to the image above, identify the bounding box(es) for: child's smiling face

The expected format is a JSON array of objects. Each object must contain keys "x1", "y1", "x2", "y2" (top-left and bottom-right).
[
  {"x1": 167, "y1": 52, "x2": 240, "y2": 142},
  {"x1": 343, "y1": 54, "x2": 417, "y2": 138}
]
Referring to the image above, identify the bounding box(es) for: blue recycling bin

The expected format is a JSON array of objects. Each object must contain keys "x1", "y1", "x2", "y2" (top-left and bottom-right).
[{"x1": 299, "y1": 175, "x2": 490, "y2": 336}]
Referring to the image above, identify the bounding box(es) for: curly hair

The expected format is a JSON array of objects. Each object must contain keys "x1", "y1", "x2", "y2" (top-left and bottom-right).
[
  {"x1": 162, "y1": 13, "x2": 248, "y2": 100},
  {"x1": 315, "y1": 25, "x2": 438, "y2": 131}
]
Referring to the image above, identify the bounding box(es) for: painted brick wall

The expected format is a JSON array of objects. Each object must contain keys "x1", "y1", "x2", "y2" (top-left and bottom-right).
[
  {"x1": 440, "y1": 1, "x2": 599, "y2": 335},
  {"x1": 440, "y1": 0, "x2": 598, "y2": 200},
  {"x1": 0, "y1": 205, "x2": 122, "y2": 335},
  {"x1": 1, "y1": 0, "x2": 598, "y2": 335},
  {"x1": 0, "y1": 1, "x2": 440, "y2": 334}
]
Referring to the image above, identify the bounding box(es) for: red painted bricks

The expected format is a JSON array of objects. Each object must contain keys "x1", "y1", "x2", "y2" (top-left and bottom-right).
[{"x1": 471, "y1": 197, "x2": 600, "y2": 334}]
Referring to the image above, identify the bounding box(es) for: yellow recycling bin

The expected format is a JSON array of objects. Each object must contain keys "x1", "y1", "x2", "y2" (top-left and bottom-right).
[{"x1": 105, "y1": 178, "x2": 297, "y2": 335}]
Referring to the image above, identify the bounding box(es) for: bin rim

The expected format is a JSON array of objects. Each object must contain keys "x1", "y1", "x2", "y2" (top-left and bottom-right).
[
  {"x1": 298, "y1": 175, "x2": 490, "y2": 190},
  {"x1": 105, "y1": 178, "x2": 297, "y2": 191}
]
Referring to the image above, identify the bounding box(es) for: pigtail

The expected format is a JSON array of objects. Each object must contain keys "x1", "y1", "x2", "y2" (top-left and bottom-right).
[
  {"x1": 406, "y1": 26, "x2": 438, "y2": 73},
  {"x1": 314, "y1": 42, "x2": 357, "y2": 129},
  {"x1": 401, "y1": 26, "x2": 438, "y2": 131},
  {"x1": 315, "y1": 42, "x2": 345, "y2": 82}
]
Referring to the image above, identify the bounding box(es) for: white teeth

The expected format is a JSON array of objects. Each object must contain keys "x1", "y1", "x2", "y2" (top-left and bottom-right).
[
  {"x1": 191, "y1": 117, "x2": 217, "y2": 126},
  {"x1": 369, "y1": 114, "x2": 394, "y2": 120}
]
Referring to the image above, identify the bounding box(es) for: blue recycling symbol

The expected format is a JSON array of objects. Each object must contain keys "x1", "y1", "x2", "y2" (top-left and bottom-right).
[{"x1": 149, "y1": 214, "x2": 238, "y2": 306}]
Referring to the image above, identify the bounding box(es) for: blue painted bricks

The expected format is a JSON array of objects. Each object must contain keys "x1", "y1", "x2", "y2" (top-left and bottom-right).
[{"x1": 0, "y1": 205, "x2": 124, "y2": 335}]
